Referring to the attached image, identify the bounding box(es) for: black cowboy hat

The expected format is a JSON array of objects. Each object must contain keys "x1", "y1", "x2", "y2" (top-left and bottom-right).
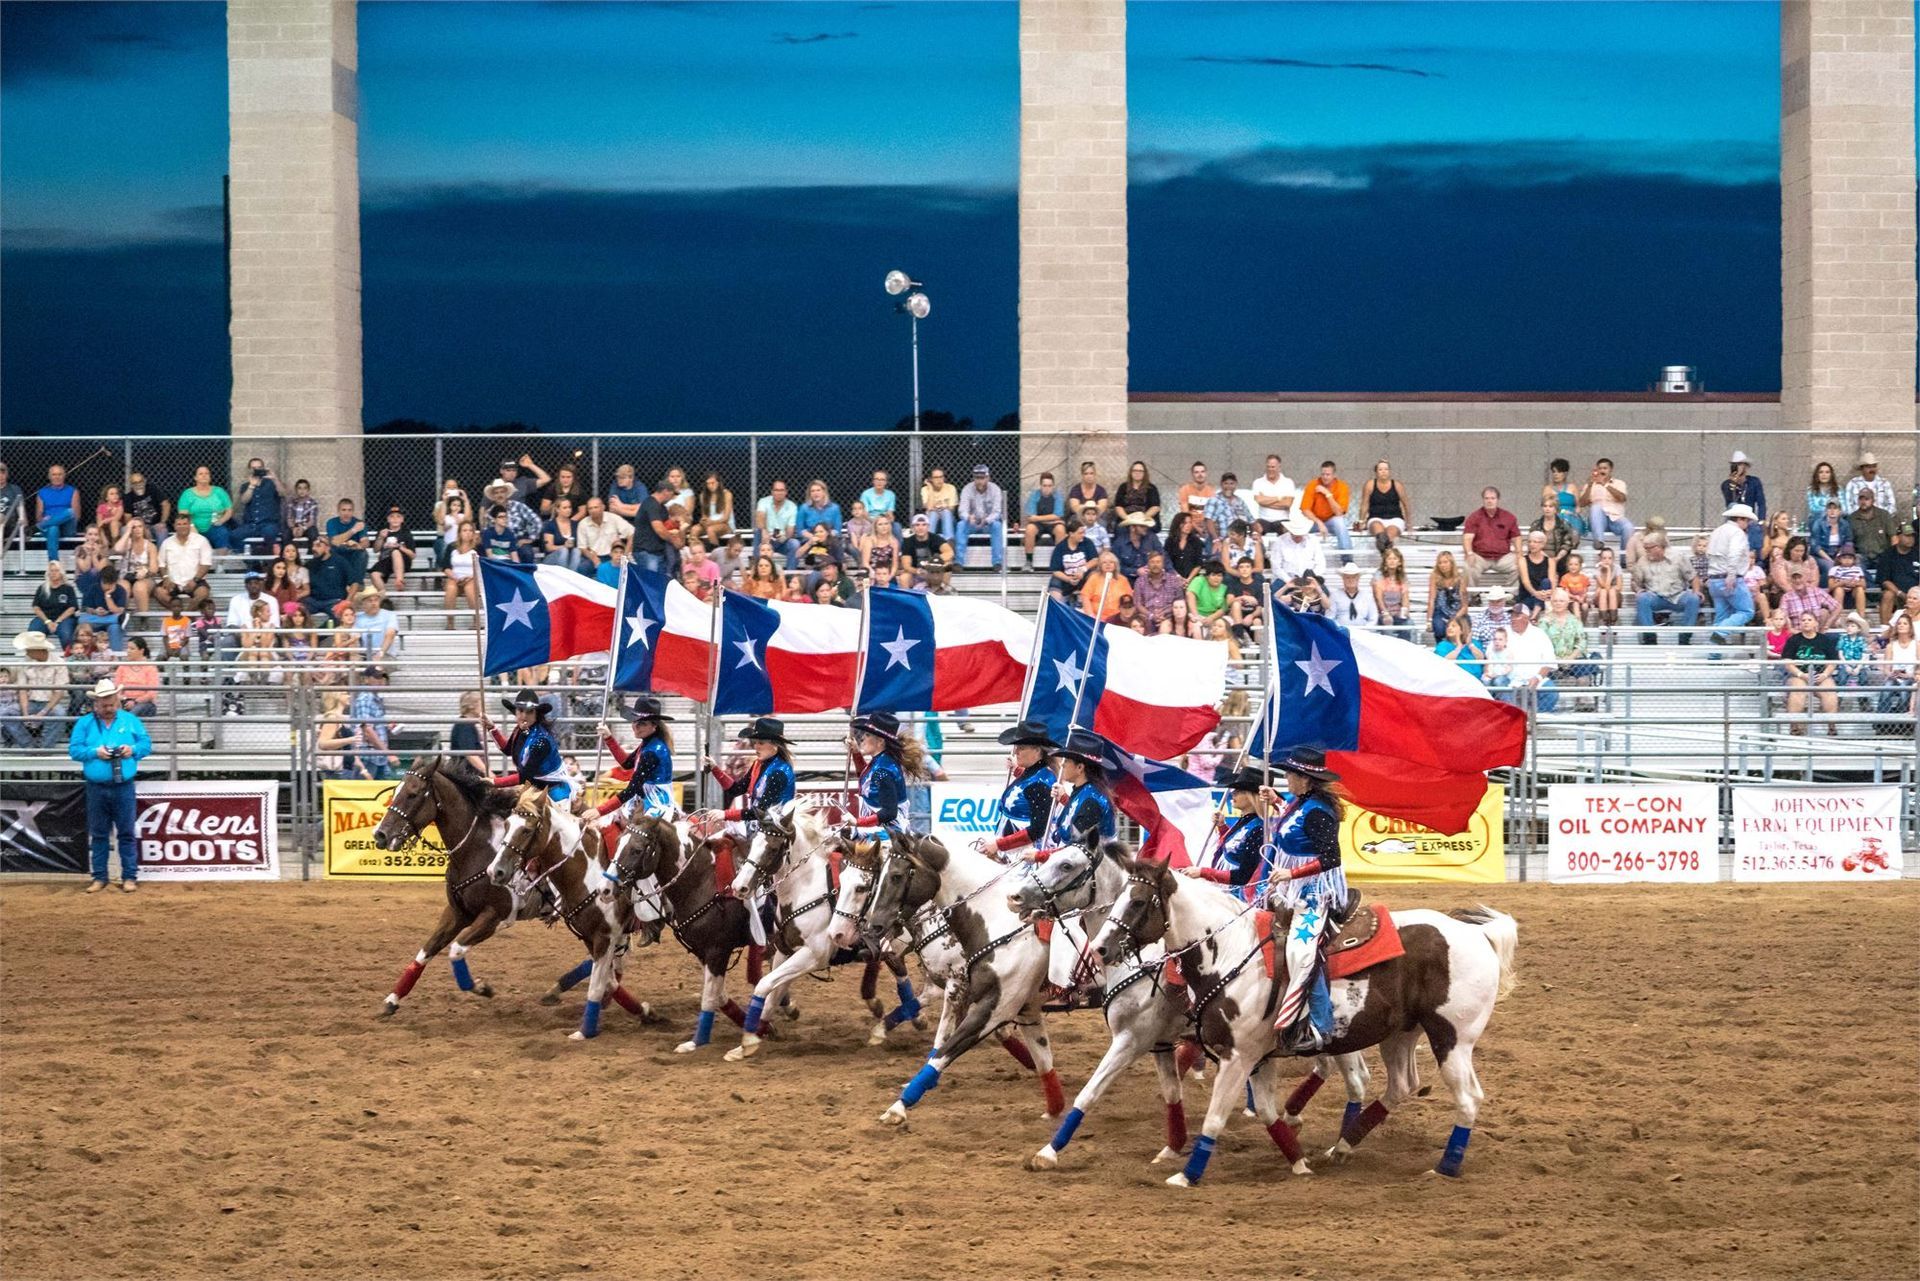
[
  {"x1": 739, "y1": 716, "x2": 790, "y2": 745},
  {"x1": 625, "y1": 694, "x2": 675, "y2": 723},
  {"x1": 850, "y1": 710, "x2": 902, "y2": 743},
  {"x1": 1226, "y1": 766, "x2": 1268, "y2": 795},
  {"x1": 1275, "y1": 747, "x2": 1340, "y2": 783},
  {"x1": 996, "y1": 718, "x2": 1059, "y2": 749},
  {"x1": 501, "y1": 689, "x2": 553, "y2": 717},
  {"x1": 1050, "y1": 727, "x2": 1114, "y2": 769}
]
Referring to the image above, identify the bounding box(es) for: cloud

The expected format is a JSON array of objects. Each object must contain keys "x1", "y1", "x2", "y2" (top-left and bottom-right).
[
  {"x1": 1185, "y1": 54, "x2": 1440, "y2": 80},
  {"x1": 1130, "y1": 138, "x2": 1779, "y2": 190},
  {"x1": 771, "y1": 31, "x2": 858, "y2": 45},
  {"x1": 0, "y1": 3, "x2": 213, "y2": 86}
]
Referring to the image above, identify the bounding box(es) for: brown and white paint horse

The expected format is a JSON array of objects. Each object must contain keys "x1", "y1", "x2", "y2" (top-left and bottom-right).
[
  {"x1": 1091, "y1": 855, "x2": 1517, "y2": 1186},
  {"x1": 487, "y1": 789, "x2": 654, "y2": 1040}
]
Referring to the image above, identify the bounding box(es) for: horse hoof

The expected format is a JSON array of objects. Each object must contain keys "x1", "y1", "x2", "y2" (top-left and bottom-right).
[
  {"x1": 474, "y1": 984, "x2": 495, "y2": 1000},
  {"x1": 1028, "y1": 1146, "x2": 1059, "y2": 1171},
  {"x1": 1290, "y1": 1160, "x2": 1314, "y2": 1177},
  {"x1": 1325, "y1": 1139, "x2": 1353, "y2": 1165},
  {"x1": 1165, "y1": 1173, "x2": 1193, "y2": 1189},
  {"x1": 537, "y1": 990, "x2": 562, "y2": 1007},
  {"x1": 377, "y1": 1000, "x2": 398, "y2": 1020},
  {"x1": 1151, "y1": 1146, "x2": 1183, "y2": 1166},
  {"x1": 568, "y1": 1030, "x2": 591, "y2": 1042},
  {"x1": 867, "y1": 1022, "x2": 889, "y2": 1047},
  {"x1": 724, "y1": 1036, "x2": 761, "y2": 1062},
  {"x1": 674, "y1": 1040, "x2": 701, "y2": 1055},
  {"x1": 778, "y1": 1004, "x2": 800, "y2": 1022},
  {"x1": 912, "y1": 1015, "x2": 929, "y2": 1031},
  {"x1": 881, "y1": 1103, "x2": 907, "y2": 1127}
]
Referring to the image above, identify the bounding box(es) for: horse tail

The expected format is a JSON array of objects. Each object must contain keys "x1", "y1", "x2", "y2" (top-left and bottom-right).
[{"x1": 1454, "y1": 905, "x2": 1518, "y2": 1001}]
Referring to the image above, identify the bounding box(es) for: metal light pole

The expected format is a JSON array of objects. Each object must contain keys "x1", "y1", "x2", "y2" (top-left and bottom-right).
[{"x1": 885, "y1": 270, "x2": 930, "y2": 499}]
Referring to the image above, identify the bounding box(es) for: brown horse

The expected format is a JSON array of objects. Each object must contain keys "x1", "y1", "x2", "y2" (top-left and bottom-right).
[{"x1": 488, "y1": 788, "x2": 654, "y2": 1040}]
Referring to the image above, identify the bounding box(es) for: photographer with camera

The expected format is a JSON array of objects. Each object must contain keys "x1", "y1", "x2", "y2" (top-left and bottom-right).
[
  {"x1": 232, "y1": 456, "x2": 285, "y2": 555},
  {"x1": 67, "y1": 678, "x2": 153, "y2": 894}
]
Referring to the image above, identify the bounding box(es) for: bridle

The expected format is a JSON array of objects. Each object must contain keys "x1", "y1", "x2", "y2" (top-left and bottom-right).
[{"x1": 379, "y1": 762, "x2": 482, "y2": 854}]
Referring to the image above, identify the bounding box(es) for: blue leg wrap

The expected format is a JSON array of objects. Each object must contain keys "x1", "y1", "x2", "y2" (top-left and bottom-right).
[
  {"x1": 694, "y1": 1009, "x2": 715, "y2": 1046},
  {"x1": 1308, "y1": 971, "x2": 1334, "y2": 1037},
  {"x1": 450, "y1": 957, "x2": 475, "y2": 992},
  {"x1": 1342, "y1": 1100, "x2": 1363, "y2": 1131},
  {"x1": 557, "y1": 957, "x2": 593, "y2": 992},
  {"x1": 1245, "y1": 1083, "x2": 1256, "y2": 1112},
  {"x1": 1050, "y1": 1107, "x2": 1086, "y2": 1152},
  {"x1": 580, "y1": 999, "x2": 602, "y2": 1039},
  {"x1": 899, "y1": 1062, "x2": 942, "y2": 1107},
  {"x1": 894, "y1": 977, "x2": 922, "y2": 1023},
  {"x1": 1436, "y1": 1124, "x2": 1472, "y2": 1177},
  {"x1": 1181, "y1": 1135, "x2": 1217, "y2": 1184},
  {"x1": 743, "y1": 994, "x2": 767, "y2": 1035}
]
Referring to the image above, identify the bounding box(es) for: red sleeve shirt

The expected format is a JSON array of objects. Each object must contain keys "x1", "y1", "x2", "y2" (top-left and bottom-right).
[{"x1": 1464, "y1": 508, "x2": 1520, "y2": 558}]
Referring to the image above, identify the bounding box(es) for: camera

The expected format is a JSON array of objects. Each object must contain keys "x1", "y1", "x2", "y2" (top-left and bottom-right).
[{"x1": 252, "y1": 467, "x2": 267, "y2": 478}]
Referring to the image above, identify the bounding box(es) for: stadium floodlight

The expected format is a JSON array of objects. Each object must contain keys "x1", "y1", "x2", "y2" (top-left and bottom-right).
[
  {"x1": 904, "y1": 292, "x2": 931, "y2": 320},
  {"x1": 884, "y1": 269, "x2": 914, "y2": 296},
  {"x1": 883, "y1": 270, "x2": 930, "y2": 485}
]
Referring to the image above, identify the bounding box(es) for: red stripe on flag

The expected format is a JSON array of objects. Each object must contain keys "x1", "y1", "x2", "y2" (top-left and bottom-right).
[
  {"x1": 930, "y1": 640, "x2": 1027, "y2": 712},
  {"x1": 546, "y1": 595, "x2": 614, "y2": 664},
  {"x1": 1355, "y1": 677, "x2": 1526, "y2": 775},
  {"x1": 1110, "y1": 772, "x2": 1195, "y2": 868},
  {"x1": 1092, "y1": 691, "x2": 1219, "y2": 762},
  {"x1": 651, "y1": 634, "x2": 712, "y2": 702},
  {"x1": 1327, "y1": 752, "x2": 1490, "y2": 834},
  {"x1": 767, "y1": 649, "x2": 858, "y2": 714}
]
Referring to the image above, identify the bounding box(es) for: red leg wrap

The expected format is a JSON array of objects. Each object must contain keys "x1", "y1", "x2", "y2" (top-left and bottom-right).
[
  {"x1": 392, "y1": 959, "x2": 426, "y2": 999},
  {"x1": 720, "y1": 1000, "x2": 747, "y2": 1028},
  {"x1": 1174, "y1": 1038, "x2": 1203, "y2": 1078},
  {"x1": 610, "y1": 987, "x2": 646, "y2": 1017},
  {"x1": 1283, "y1": 1071, "x2": 1326, "y2": 1117},
  {"x1": 1267, "y1": 1116, "x2": 1305, "y2": 1163},
  {"x1": 1000, "y1": 1035, "x2": 1037, "y2": 1072},
  {"x1": 1041, "y1": 1068, "x2": 1066, "y2": 1117},
  {"x1": 1166, "y1": 1101, "x2": 1189, "y2": 1153},
  {"x1": 859, "y1": 956, "x2": 881, "y2": 1002},
  {"x1": 746, "y1": 945, "x2": 764, "y2": 985},
  {"x1": 1342, "y1": 1100, "x2": 1390, "y2": 1147}
]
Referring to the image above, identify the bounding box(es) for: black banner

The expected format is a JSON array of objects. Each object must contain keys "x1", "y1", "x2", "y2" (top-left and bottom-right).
[{"x1": 0, "y1": 782, "x2": 90, "y2": 874}]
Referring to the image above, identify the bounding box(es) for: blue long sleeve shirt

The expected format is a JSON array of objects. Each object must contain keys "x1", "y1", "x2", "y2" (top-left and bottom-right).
[{"x1": 69, "y1": 710, "x2": 153, "y2": 784}]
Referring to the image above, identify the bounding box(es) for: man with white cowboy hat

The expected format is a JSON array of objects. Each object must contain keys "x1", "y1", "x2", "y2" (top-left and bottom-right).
[
  {"x1": 12, "y1": 630, "x2": 66, "y2": 746},
  {"x1": 1266, "y1": 508, "x2": 1328, "y2": 584},
  {"x1": 1327, "y1": 560, "x2": 1379, "y2": 628},
  {"x1": 1843, "y1": 452, "x2": 1896, "y2": 519},
  {"x1": 1470, "y1": 584, "x2": 1514, "y2": 647},
  {"x1": 67, "y1": 677, "x2": 151, "y2": 893},
  {"x1": 1720, "y1": 450, "x2": 1766, "y2": 553},
  {"x1": 1113, "y1": 510, "x2": 1162, "y2": 579},
  {"x1": 1706, "y1": 503, "x2": 1759, "y2": 644},
  {"x1": 483, "y1": 478, "x2": 542, "y2": 563}
]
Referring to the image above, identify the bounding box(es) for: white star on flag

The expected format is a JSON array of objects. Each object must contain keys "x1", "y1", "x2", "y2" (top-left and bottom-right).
[
  {"x1": 734, "y1": 639, "x2": 763, "y2": 671},
  {"x1": 1052, "y1": 652, "x2": 1088, "y2": 696},
  {"x1": 494, "y1": 590, "x2": 537, "y2": 630},
  {"x1": 625, "y1": 605, "x2": 656, "y2": 650},
  {"x1": 879, "y1": 626, "x2": 920, "y2": 671},
  {"x1": 1295, "y1": 642, "x2": 1342, "y2": 697}
]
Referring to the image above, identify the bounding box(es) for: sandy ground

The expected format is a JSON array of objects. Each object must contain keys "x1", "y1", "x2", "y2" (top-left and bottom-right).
[{"x1": 2, "y1": 879, "x2": 1916, "y2": 1281}]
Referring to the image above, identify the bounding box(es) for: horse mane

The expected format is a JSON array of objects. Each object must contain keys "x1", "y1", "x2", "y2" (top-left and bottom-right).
[{"x1": 427, "y1": 757, "x2": 516, "y2": 818}]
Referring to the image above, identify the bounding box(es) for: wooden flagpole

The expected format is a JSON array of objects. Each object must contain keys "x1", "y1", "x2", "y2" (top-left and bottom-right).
[{"x1": 586, "y1": 561, "x2": 628, "y2": 799}]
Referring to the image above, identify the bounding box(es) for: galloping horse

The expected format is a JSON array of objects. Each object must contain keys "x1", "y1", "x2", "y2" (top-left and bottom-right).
[
  {"x1": 1008, "y1": 843, "x2": 1373, "y2": 1171},
  {"x1": 487, "y1": 788, "x2": 653, "y2": 1040},
  {"x1": 371, "y1": 758, "x2": 565, "y2": 1015},
  {"x1": 1092, "y1": 855, "x2": 1518, "y2": 1186}
]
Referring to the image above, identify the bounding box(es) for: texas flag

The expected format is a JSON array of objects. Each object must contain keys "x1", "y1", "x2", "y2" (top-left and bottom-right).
[
  {"x1": 1107, "y1": 749, "x2": 1220, "y2": 869},
  {"x1": 479, "y1": 559, "x2": 616, "y2": 677},
  {"x1": 856, "y1": 586, "x2": 1031, "y2": 713},
  {"x1": 611, "y1": 566, "x2": 714, "y2": 702},
  {"x1": 1251, "y1": 603, "x2": 1527, "y2": 831},
  {"x1": 1022, "y1": 597, "x2": 1224, "y2": 761},
  {"x1": 711, "y1": 590, "x2": 861, "y2": 715}
]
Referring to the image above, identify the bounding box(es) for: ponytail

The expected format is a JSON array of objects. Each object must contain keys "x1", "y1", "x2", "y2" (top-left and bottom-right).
[{"x1": 890, "y1": 736, "x2": 931, "y2": 782}]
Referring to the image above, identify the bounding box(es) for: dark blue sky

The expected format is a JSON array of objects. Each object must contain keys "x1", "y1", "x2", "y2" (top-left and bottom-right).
[{"x1": 0, "y1": 1, "x2": 1874, "y2": 436}]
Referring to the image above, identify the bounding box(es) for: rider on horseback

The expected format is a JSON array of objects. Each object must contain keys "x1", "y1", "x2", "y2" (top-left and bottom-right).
[
  {"x1": 483, "y1": 689, "x2": 584, "y2": 858},
  {"x1": 1266, "y1": 749, "x2": 1347, "y2": 1055},
  {"x1": 1030, "y1": 728, "x2": 1118, "y2": 999},
  {"x1": 700, "y1": 716, "x2": 796, "y2": 838},
  {"x1": 594, "y1": 694, "x2": 678, "y2": 826},
  {"x1": 842, "y1": 711, "x2": 929, "y2": 841},
  {"x1": 971, "y1": 718, "x2": 1058, "y2": 860},
  {"x1": 1179, "y1": 767, "x2": 1274, "y2": 899}
]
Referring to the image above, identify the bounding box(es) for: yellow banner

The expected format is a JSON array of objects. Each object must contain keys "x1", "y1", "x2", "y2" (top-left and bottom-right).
[
  {"x1": 322, "y1": 779, "x2": 450, "y2": 880},
  {"x1": 1339, "y1": 784, "x2": 1506, "y2": 884}
]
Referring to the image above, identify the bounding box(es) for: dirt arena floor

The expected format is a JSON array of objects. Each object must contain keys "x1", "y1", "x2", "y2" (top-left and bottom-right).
[{"x1": 3, "y1": 879, "x2": 1916, "y2": 1280}]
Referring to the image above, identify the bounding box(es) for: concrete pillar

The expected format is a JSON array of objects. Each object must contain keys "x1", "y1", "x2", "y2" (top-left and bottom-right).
[
  {"x1": 227, "y1": 0, "x2": 363, "y2": 507},
  {"x1": 1780, "y1": 0, "x2": 1916, "y2": 504},
  {"x1": 1018, "y1": 0, "x2": 1129, "y2": 491}
]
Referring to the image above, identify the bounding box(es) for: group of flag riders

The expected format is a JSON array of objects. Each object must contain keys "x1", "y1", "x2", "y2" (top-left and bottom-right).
[{"x1": 473, "y1": 689, "x2": 1345, "y2": 1054}]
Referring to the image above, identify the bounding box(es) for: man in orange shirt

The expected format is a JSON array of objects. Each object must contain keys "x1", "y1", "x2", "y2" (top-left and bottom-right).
[
  {"x1": 1077, "y1": 551, "x2": 1126, "y2": 620},
  {"x1": 1299, "y1": 460, "x2": 1353, "y2": 551},
  {"x1": 1175, "y1": 462, "x2": 1215, "y2": 527}
]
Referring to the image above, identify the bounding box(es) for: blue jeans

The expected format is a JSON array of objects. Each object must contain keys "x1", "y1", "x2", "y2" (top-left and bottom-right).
[
  {"x1": 76, "y1": 610, "x2": 125, "y2": 650},
  {"x1": 925, "y1": 509, "x2": 955, "y2": 541},
  {"x1": 30, "y1": 616, "x2": 76, "y2": 650},
  {"x1": 1493, "y1": 677, "x2": 1558, "y2": 713},
  {"x1": 198, "y1": 523, "x2": 233, "y2": 551},
  {"x1": 753, "y1": 536, "x2": 799, "y2": 570},
  {"x1": 231, "y1": 520, "x2": 281, "y2": 551},
  {"x1": 632, "y1": 550, "x2": 666, "y2": 575},
  {"x1": 86, "y1": 779, "x2": 139, "y2": 883},
  {"x1": 1708, "y1": 578, "x2": 1755, "y2": 632},
  {"x1": 957, "y1": 518, "x2": 1005, "y2": 567},
  {"x1": 36, "y1": 513, "x2": 76, "y2": 559},
  {"x1": 1322, "y1": 515, "x2": 1353, "y2": 551},
  {"x1": 1588, "y1": 509, "x2": 1633, "y2": 550},
  {"x1": 1635, "y1": 590, "x2": 1701, "y2": 631}
]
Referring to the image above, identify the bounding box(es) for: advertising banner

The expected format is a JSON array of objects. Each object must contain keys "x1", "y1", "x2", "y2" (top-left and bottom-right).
[
  {"x1": 133, "y1": 782, "x2": 280, "y2": 879},
  {"x1": 928, "y1": 783, "x2": 1004, "y2": 854},
  {"x1": 1340, "y1": 784, "x2": 1506, "y2": 884},
  {"x1": 323, "y1": 779, "x2": 449, "y2": 880},
  {"x1": 1731, "y1": 786, "x2": 1905, "y2": 882},
  {"x1": 1547, "y1": 784, "x2": 1720, "y2": 883},
  {"x1": 0, "y1": 783, "x2": 90, "y2": 874}
]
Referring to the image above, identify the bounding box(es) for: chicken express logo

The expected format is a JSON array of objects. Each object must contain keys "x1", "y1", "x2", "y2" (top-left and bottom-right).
[{"x1": 1342, "y1": 797, "x2": 1498, "y2": 867}]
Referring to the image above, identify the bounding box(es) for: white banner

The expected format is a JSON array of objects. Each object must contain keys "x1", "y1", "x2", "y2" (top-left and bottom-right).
[
  {"x1": 1731, "y1": 786, "x2": 1905, "y2": 882},
  {"x1": 1547, "y1": 784, "x2": 1719, "y2": 883},
  {"x1": 928, "y1": 782, "x2": 1004, "y2": 853},
  {"x1": 134, "y1": 781, "x2": 280, "y2": 880}
]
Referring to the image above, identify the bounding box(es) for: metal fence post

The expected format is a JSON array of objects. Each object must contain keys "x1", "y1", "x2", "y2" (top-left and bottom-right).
[
  {"x1": 435, "y1": 437, "x2": 445, "y2": 490},
  {"x1": 748, "y1": 435, "x2": 760, "y2": 516},
  {"x1": 590, "y1": 436, "x2": 601, "y2": 496}
]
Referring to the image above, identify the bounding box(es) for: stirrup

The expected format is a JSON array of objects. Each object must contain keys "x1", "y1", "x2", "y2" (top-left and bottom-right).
[{"x1": 1279, "y1": 1018, "x2": 1327, "y2": 1056}]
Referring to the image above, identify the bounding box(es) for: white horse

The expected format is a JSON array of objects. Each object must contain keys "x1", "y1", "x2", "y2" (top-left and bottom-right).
[{"x1": 1091, "y1": 854, "x2": 1517, "y2": 1186}]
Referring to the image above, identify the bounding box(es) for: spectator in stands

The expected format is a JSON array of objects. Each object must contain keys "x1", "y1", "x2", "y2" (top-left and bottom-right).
[
  {"x1": 1631, "y1": 537, "x2": 1699, "y2": 644},
  {"x1": 160, "y1": 599, "x2": 192, "y2": 660},
  {"x1": 1022, "y1": 472, "x2": 1068, "y2": 562},
  {"x1": 957, "y1": 464, "x2": 1007, "y2": 570},
  {"x1": 1372, "y1": 545, "x2": 1411, "y2": 633},
  {"x1": 1076, "y1": 503, "x2": 1112, "y2": 555},
  {"x1": 606, "y1": 463, "x2": 643, "y2": 520},
  {"x1": 1218, "y1": 519, "x2": 1262, "y2": 573},
  {"x1": 1114, "y1": 512, "x2": 1162, "y2": 580},
  {"x1": 919, "y1": 466, "x2": 959, "y2": 541},
  {"x1": 1778, "y1": 566, "x2": 1839, "y2": 632},
  {"x1": 114, "y1": 519, "x2": 159, "y2": 612},
  {"x1": 1285, "y1": 571, "x2": 1332, "y2": 617},
  {"x1": 482, "y1": 481, "x2": 542, "y2": 564},
  {"x1": 316, "y1": 689, "x2": 360, "y2": 778},
  {"x1": 1706, "y1": 504, "x2": 1758, "y2": 644},
  {"x1": 0, "y1": 463, "x2": 23, "y2": 546},
  {"x1": 155, "y1": 514, "x2": 213, "y2": 609},
  {"x1": 662, "y1": 466, "x2": 695, "y2": 523},
  {"x1": 797, "y1": 479, "x2": 840, "y2": 538},
  {"x1": 1780, "y1": 611, "x2": 1839, "y2": 735},
  {"x1": 236, "y1": 599, "x2": 278, "y2": 683},
  {"x1": 797, "y1": 523, "x2": 840, "y2": 571},
  {"x1": 1079, "y1": 550, "x2": 1126, "y2": 620},
  {"x1": 1877, "y1": 523, "x2": 1919, "y2": 624},
  {"x1": 579, "y1": 495, "x2": 636, "y2": 572},
  {"x1": 1623, "y1": 515, "x2": 1670, "y2": 574},
  {"x1": 78, "y1": 566, "x2": 128, "y2": 653},
  {"x1": 1067, "y1": 461, "x2": 1110, "y2": 524},
  {"x1": 31, "y1": 562, "x2": 81, "y2": 650},
  {"x1": 69, "y1": 678, "x2": 151, "y2": 893},
  {"x1": 1541, "y1": 589, "x2": 1597, "y2": 689},
  {"x1": 1175, "y1": 462, "x2": 1215, "y2": 528},
  {"x1": 1113, "y1": 461, "x2": 1162, "y2": 533},
  {"x1": 1247, "y1": 454, "x2": 1296, "y2": 534},
  {"x1": 542, "y1": 496, "x2": 585, "y2": 571},
  {"x1": 450, "y1": 690, "x2": 489, "y2": 774},
  {"x1": 1530, "y1": 496, "x2": 1581, "y2": 573},
  {"x1": 1843, "y1": 453, "x2": 1896, "y2": 520},
  {"x1": 1834, "y1": 612, "x2": 1872, "y2": 691},
  {"x1": 1876, "y1": 613, "x2": 1917, "y2": 717},
  {"x1": 1329, "y1": 562, "x2": 1379, "y2": 629},
  {"x1": 371, "y1": 507, "x2": 416, "y2": 591},
  {"x1": 1299, "y1": 461, "x2": 1353, "y2": 551},
  {"x1": 901, "y1": 513, "x2": 953, "y2": 569},
  {"x1": 595, "y1": 541, "x2": 628, "y2": 590},
  {"x1": 1591, "y1": 546, "x2": 1623, "y2": 629},
  {"x1": 1515, "y1": 530, "x2": 1556, "y2": 617},
  {"x1": 1111, "y1": 591, "x2": 1146, "y2": 632},
  {"x1": 177, "y1": 465, "x2": 234, "y2": 552},
  {"x1": 264, "y1": 551, "x2": 302, "y2": 617},
  {"x1": 1428, "y1": 550, "x2": 1465, "y2": 640},
  {"x1": 715, "y1": 532, "x2": 750, "y2": 582},
  {"x1": 861, "y1": 513, "x2": 901, "y2": 587},
  {"x1": 1848, "y1": 486, "x2": 1897, "y2": 570},
  {"x1": 1267, "y1": 511, "x2": 1326, "y2": 585},
  {"x1": 355, "y1": 667, "x2": 401, "y2": 778},
  {"x1": 231, "y1": 458, "x2": 283, "y2": 553},
  {"x1": 1359, "y1": 459, "x2": 1413, "y2": 552},
  {"x1": 842, "y1": 499, "x2": 875, "y2": 551},
  {"x1": 537, "y1": 461, "x2": 588, "y2": 518},
  {"x1": 220, "y1": 572, "x2": 270, "y2": 645},
  {"x1": 72, "y1": 527, "x2": 108, "y2": 602},
  {"x1": 1202, "y1": 472, "x2": 1253, "y2": 542},
  {"x1": 745, "y1": 554, "x2": 785, "y2": 600},
  {"x1": 1461, "y1": 487, "x2": 1521, "y2": 586},
  {"x1": 1225, "y1": 560, "x2": 1266, "y2": 642},
  {"x1": 498, "y1": 456, "x2": 546, "y2": 508},
  {"x1": 15, "y1": 630, "x2": 67, "y2": 743},
  {"x1": 1436, "y1": 612, "x2": 1485, "y2": 680},
  {"x1": 1721, "y1": 450, "x2": 1767, "y2": 552},
  {"x1": 1134, "y1": 552, "x2": 1185, "y2": 634},
  {"x1": 1048, "y1": 521, "x2": 1094, "y2": 601},
  {"x1": 754, "y1": 479, "x2": 800, "y2": 570},
  {"x1": 120, "y1": 470, "x2": 167, "y2": 533},
  {"x1": 1577, "y1": 458, "x2": 1632, "y2": 551},
  {"x1": 1761, "y1": 512, "x2": 1799, "y2": 575},
  {"x1": 1804, "y1": 461, "x2": 1842, "y2": 531},
  {"x1": 112, "y1": 638, "x2": 159, "y2": 716},
  {"x1": 478, "y1": 504, "x2": 518, "y2": 563},
  {"x1": 353, "y1": 588, "x2": 402, "y2": 662},
  {"x1": 694, "y1": 472, "x2": 735, "y2": 543},
  {"x1": 303, "y1": 536, "x2": 354, "y2": 620},
  {"x1": 1472, "y1": 586, "x2": 1515, "y2": 647},
  {"x1": 325, "y1": 498, "x2": 371, "y2": 581},
  {"x1": 682, "y1": 540, "x2": 723, "y2": 591},
  {"x1": 283, "y1": 478, "x2": 319, "y2": 544},
  {"x1": 1807, "y1": 502, "x2": 1850, "y2": 574},
  {"x1": 94, "y1": 484, "x2": 126, "y2": 546},
  {"x1": 807, "y1": 559, "x2": 857, "y2": 605},
  {"x1": 35, "y1": 464, "x2": 78, "y2": 560},
  {"x1": 1828, "y1": 545, "x2": 1869, "y2": 616},
  {"x1": 1542, "y1": 457, "x2": 1583, "y2": 536},
  {"x1": 859, "y1": 470, "x2": 897, "y2": 520},
  {"x1": 1186, "y1": 561, "x2": 1230, "y2": 633},
  {"x1": 1163, "y1": 511, "x2": 1208, "y2": 579},
  {"x1": 1496, "y1": 607, "x2": 1559, "y2": 712}
]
